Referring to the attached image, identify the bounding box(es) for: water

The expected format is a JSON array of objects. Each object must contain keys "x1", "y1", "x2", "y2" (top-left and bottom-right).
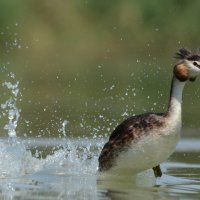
[
  {"x1": 0, "y1": 137, "x2": 200, "y2": 200},
  {"x1": 1, "y1": 80, "x2": 20, "y2": 137},
  {"x1": 0, "y1": 78, "x2": 200, "y2": 199}
]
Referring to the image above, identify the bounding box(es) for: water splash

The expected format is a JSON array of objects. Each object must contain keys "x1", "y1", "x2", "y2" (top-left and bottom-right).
[
  {"x1": 0, "y1": 74, "x2": 103, "y2": 176},
  {"x1": 1, "y1": 80, "x2": 20, "y2": 137},
  {"x1": 58, "y1": 119, "x2": 69, "y2": 138},
  {"x1": 0, "y1": 74, "x2": 163, "y2": 199},
  {"x1": 0, "y1": 74, "x2": 103, "y2": 178}
]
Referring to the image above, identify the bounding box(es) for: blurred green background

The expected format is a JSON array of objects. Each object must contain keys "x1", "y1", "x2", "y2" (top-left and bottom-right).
[{"x1": 0, "y1": 0, "x2": 200, "y2": 138}]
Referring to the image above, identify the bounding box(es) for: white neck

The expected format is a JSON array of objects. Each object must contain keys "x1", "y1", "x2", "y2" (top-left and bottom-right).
[{"x1": 167, "y1": 76, "x2": 186, "y2": 117}]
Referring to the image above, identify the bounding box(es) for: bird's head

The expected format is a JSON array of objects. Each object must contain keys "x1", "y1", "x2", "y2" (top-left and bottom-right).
[{"x1": 174, "y1": 48, "x2": 200, "y2": 82}]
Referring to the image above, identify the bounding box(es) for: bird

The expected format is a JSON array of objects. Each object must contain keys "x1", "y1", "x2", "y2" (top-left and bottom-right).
[{"x1": 98, "y1": 48, "x2": 200, "y2": 178}]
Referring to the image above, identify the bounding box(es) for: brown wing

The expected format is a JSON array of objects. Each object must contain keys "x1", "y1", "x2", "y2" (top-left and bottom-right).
[{"x1": 98, "y1": 113, "x2": 165, "y2": 171}]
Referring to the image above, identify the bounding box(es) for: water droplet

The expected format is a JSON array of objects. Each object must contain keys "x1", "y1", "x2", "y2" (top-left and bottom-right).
[
  {"x1": 1, "y1": 79, "x2": 20, "y2": 137},
  {"x1": 121, "y1": 111, "x2": 129, "y2": 117},
  {"x1": 110, "y1": 85, "x2": 115, "y2": 90},
  {"x1": 99, "y1": 115, "x2": 104, "y2": 119}
]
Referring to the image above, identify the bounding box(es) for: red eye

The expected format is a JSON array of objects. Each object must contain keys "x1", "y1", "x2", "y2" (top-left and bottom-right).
[{"x1": 193, "y1": 62, "x2": 198, "y2": 66}]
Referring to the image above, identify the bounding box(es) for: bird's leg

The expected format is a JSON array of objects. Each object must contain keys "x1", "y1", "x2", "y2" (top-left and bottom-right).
[{"x1": 152, "y1": 165, "x2": 162, "y2": 178}]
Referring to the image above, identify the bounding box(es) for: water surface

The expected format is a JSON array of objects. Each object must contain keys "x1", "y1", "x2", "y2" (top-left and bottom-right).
[{"x1": 0, "y1": 137, "x2": 200, "y2": 200}]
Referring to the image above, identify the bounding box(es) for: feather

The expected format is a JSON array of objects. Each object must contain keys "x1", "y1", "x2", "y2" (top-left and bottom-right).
[
  {"x1": 174, "y1": 48, "x2": 200, "y2": 61},
  {"x1": 174, "y1": 48, "x2": 192, "y2": 59}
]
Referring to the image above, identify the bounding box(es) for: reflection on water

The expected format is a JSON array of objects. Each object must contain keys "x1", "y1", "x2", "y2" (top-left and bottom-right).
[{"x1": 0, "y1": 137, "x2": 200, "y2": 200}]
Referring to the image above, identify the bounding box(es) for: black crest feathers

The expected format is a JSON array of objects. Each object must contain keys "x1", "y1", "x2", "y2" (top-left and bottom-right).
[
  {"x1": 174, "y1": 48, "x2": 200, "y2": 61},
  {"x1": 174, "y1": 48, "x2": 192, "y2": 59}
]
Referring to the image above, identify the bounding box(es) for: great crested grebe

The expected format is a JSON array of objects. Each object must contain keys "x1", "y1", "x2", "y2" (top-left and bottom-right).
[{"x1": 98, "y1": 48, "x2": 200, "y2": 178}]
